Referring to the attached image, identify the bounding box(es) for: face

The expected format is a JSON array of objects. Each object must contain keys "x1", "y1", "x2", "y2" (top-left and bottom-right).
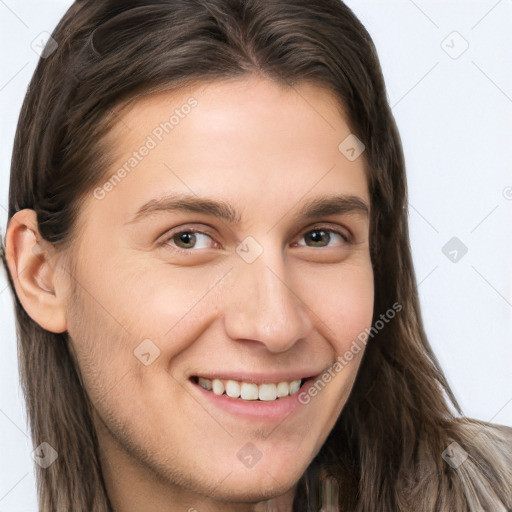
[{"x1": 61, "y1": 75, "x2": 374, "y2": 511}]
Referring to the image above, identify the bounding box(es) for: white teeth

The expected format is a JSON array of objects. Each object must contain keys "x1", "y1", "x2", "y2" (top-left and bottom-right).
[
  {"x1": 225, "y1": 380, "x2": 241, "y2": 398},
  {"x1": 212, "y1": 379, "x2": 225, "y2": 396},
  {"x1": 276, "y1": 381, "x2": 290, "y2": 397},
  {"x1": 258, "y1": 383, "x2": 277, "y2": 401},
  {"x1": 289, "y1": 379, "x2": 301, "y2": 394},
  {"x1": 196, "y1": 376, "x2": 304, "y2": 401},
  {"x1": 240, "y1": 382, "x2": 259, "y2": 400}
]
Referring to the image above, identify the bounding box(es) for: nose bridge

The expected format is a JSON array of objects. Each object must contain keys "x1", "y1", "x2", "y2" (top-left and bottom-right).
[{"x1": 223, "y1": 242, "x2": 313, "y2": 352}]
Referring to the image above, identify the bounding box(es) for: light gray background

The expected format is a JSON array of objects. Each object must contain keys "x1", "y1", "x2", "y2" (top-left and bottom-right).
[{"x1": 1, "y1": 1, "x2": 511, "y2": 510}]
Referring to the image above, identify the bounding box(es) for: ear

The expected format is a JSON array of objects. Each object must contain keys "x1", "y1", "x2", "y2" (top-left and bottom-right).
[{"x1": 4, "y1": 209, "x2": 67, "y2": 333}]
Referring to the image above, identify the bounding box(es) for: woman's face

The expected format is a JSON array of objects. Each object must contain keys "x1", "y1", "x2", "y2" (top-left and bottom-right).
[{"x1": 62, "y1": 75, "x2": 374, "y2": 511}]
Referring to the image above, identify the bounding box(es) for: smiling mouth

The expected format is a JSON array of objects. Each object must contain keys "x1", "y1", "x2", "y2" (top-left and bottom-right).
[{"x1": 190, "y1": 376, "x2": 305, "y2": 402}]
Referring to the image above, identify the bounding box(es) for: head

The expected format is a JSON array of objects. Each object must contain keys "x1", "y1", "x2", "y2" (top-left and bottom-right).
[{"x1": 1, "y1": 1, "x2": 462, "y2": 511}]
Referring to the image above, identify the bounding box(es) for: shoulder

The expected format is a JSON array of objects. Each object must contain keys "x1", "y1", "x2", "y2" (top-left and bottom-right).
[{"x1": 445, "y1": 417, "x2": 512, "y2": 511}]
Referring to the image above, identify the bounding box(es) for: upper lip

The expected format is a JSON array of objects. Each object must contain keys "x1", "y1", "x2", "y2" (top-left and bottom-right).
[{"x1": 190, "y1": 370, "x2": 322, "y2": 385}]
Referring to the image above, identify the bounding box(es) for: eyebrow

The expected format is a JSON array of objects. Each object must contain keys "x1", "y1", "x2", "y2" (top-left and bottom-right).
[{"x1": 124, "y1": 192, "x2": 369, "y2": 226}]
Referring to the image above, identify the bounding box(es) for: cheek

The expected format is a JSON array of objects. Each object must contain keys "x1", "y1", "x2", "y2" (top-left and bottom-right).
[
  {"x1": 64, "y1": 261, "x2": 226, "y2": 411},
  {"x1": 301, "y1": 260, "x2": 374, "y2": 352},
  {"x1": 107, "y1": 255, "x2": 375, "y2": 360},
  {"x1": 65, "y1": 288, "x2": 129, "y2": 391}
]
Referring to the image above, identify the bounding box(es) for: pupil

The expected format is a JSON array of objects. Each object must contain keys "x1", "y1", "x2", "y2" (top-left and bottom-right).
[
  {"x1": 178, "y1": 232, "x2": 195, "y2": 247},
  {"x1": 309, "y1": 230, "x2": 329, "y2": 246}
]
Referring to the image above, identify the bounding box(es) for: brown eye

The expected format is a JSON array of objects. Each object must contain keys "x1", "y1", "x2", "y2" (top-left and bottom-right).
[
  {"x1": 162, "y1": 230, "x2": 216, "y2": 252},
  {"x1": 305, "y1": 230, "x2": 331, "y2": 247},
  {"x1": 297, "y1": 228, "x2": 349, "y2": 248},
  {"x1": 174, "y1": 232, "x2": 197, "y2": 249}
]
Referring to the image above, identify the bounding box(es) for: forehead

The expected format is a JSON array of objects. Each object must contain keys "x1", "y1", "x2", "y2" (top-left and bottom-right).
[
  {"x1": 104, "y1": 75, "x2": 358, "y2": 170},
  {"x1": 78, "y1": 75, "x2": 369, "y2": 233}
]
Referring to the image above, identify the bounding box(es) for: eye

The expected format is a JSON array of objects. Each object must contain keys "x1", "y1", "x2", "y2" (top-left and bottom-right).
[
  {"x1": 160, "y1": 228, "x2": 217, "y2": 253},
  {"x1": 159, "y1": 225, "x2": 351, "y2": 255},
  {"x1": 294, "y1": 227, "x2": 350, "y2": 248}
]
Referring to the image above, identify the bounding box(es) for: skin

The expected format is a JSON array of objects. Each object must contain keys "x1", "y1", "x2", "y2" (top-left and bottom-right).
[{"x1": 6, "y1": 75, "x2": 374, "y2": 512}]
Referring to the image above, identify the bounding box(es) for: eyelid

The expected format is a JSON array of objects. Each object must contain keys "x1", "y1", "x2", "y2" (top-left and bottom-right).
[{"x1": 310, "y1": 222, "x2": 350, "y2": 238}]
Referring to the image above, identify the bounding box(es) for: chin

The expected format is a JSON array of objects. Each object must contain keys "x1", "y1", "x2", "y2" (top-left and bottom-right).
[
  {"x1": 206, "y1": 458, "x2": 304, "y2": 502},
  {"x1": 211, "y1": 475, "x2": 298, "y2": 504}
]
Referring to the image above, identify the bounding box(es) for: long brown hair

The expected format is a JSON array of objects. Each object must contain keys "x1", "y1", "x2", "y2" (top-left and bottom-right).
[{"x1": 1, "y1": 1, "x2": 510, "y2": 510}]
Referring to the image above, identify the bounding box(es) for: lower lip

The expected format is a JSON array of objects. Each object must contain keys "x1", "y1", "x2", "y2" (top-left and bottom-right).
[{"x1": 191, "y1": 378, "x2": 314, "y2": 422}]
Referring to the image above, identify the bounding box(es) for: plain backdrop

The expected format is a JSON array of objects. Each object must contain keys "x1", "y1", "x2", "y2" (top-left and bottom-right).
[{"x1": 1, "y1": 1, "x2": 511, "y2": 510}]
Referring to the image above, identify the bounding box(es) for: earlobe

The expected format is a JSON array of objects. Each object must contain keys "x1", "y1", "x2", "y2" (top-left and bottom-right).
[{"x1": 5, "y1": 209, "x2": 68, "y2": 333}]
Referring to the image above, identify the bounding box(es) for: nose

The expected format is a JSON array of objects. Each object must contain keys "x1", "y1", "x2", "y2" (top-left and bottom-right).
[{"x1": 222, "y1": 244, "x2": 314, "y2": 353}]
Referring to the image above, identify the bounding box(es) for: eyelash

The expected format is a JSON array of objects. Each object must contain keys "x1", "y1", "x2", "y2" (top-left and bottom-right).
[{"x1": 159, "y1": 225, "x2": 351, "y2": 255}]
